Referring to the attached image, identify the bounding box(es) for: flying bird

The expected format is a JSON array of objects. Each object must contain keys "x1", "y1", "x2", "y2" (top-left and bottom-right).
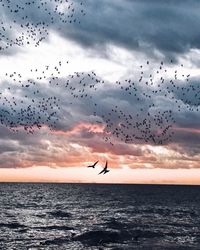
[
  {"x1": 98, "y1": 161, "x2": 110, "y2": 175},
  {"x1": 87, "y1": 161, "x2": 99, "y2": 168}
]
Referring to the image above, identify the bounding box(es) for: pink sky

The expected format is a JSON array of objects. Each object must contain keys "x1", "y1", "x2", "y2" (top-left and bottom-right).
[{"x1": 1, "y1": 167, "x2": 200, "y2": 185}]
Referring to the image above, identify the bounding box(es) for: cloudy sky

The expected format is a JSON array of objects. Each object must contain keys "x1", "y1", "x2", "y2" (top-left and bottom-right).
[{"x1": 0, "y1": 0, "x2": 200, "y2": 184}]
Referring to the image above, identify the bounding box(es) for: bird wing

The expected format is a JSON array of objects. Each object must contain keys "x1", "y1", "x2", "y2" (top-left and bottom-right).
[
  {"x1": 87, "y1": 164, "x2": 93, "y2": 168},
  {"x1": 103, "y1": 170, "x2": 110, "y2": 174},
  {"x1": 87, "y1": 161, "x2": 98, "y2": 168},
  {"x1": 93, "y1": 160, "x2": 99, "y2": 166},
  {"x1": 104, "y1": 161, "x2": 108, "y2": 170},
  {"x1": 98, "y1": 169, "x2": 105, "y2": 175}
]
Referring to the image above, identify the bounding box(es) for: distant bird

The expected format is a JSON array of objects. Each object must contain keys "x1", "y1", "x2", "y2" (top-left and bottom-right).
[
  {"x1": 98, "y1": 161, "x2": 110, "y2": 175},
  {"x1": 87, "y1": 161, "x2": 98, "y2": 168},
  {"x1": 0, "y1": 0, "x2": 86, "y2": 53},
  {"x1": 1, "y1": 58, "x2": 198, "y2": 147}
]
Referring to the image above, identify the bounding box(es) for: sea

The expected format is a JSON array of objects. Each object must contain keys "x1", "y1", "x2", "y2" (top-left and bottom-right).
[{"x1": 0, "y1": 183, "x2": 200, "y2": 250}]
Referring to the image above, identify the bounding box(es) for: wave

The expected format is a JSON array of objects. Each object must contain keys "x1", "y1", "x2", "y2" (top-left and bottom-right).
[
  {"x1": 41, "y1": 237, "x2": 70, "y2": 246},
  {"x1": 31, "y1": 225, "x2": 73, "y2": 231},
  {"x1": 72, "y1": 229, "x2": 165, "y2": 246},
  {"x1": 102, "y1": 218, "x2": 135, "y2": 230},
  {"x1": 0, "y1": 222, "x2": 26, "y2": 229},
  {"x1": 49, "y1": 210, "x2": 72, "y2": 218}
]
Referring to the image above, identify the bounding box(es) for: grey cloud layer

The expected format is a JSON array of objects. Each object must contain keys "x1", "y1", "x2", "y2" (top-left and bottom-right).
[
  {"x1": 0, "y1": 0, "x2": 200, "y2": 169},
  {"x1": 1, "y1": 65, "x2": 199, "y2": 156},
  {"x1": 52, "y1": 0, "x2": 200, "y2": 56},
  {"x1": 1, "y1": 0, "x2": 200, "y2": 57}
]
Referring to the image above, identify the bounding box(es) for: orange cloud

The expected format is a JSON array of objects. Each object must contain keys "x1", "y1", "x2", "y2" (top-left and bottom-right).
[
  {"x1": 51, "y1": 122, "x2": 105, "y2": 136},
  {"x1": 173, "y1": 127, "x2": 200, "y2": 134}
]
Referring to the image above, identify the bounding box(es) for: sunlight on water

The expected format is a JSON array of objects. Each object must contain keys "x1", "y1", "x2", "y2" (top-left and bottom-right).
[{"x1": 0, "y1": 183, "x2": 200, "y2": 249}]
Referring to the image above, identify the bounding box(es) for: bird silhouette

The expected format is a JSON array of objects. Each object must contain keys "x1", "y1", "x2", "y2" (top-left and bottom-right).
[
  {"x1": 98, "y1": 161, "x2": 110, "y2": 175},
  {"x1": 87, "y1": 161, "x2": 99, "y2": 168}
]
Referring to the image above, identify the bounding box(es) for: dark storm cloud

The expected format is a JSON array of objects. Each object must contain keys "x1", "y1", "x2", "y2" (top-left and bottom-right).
[
  {"x1": 60, "y1": 0, "x2": 200, "y2": 57},
  {"x1": 1, "y1": 0, "x2": 200, "y2": 57},
  {"x1": 0, "y1": 0, "x2": 85, "y2": 54},
  {"x1": 32, "y1": 71, "x2": 199, "y2": 158},
  {"x1": 1, "y1": 67, "x2": 199, "y2": 143},
  {"x1": 0, "y1": 1, "x2": 199, "y2": 171},
  {"x1": 0, "y1": 61, "x2": 200, "y2": 168},
  {"x1": 52, "y1": 71, "x2": 200, "y2": 156}
]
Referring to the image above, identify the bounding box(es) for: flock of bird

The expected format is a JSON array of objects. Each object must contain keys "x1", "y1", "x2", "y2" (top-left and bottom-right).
[
  {"x1": 0, "y1": 0, "x2": 86, "y2": 51},
  {"x1": 48, "y1": 60, "x2": 198, "y2": 146},
  {"x1": 1, "y1": 59, "x2": 199, "y2": 147},
  {"x1": 0, "y1": 0, "x2": 200, "y2": 152}
]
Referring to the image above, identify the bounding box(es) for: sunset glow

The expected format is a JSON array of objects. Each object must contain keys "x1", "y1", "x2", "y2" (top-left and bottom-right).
[{"x1": 0, "y1": 0, "x2": 200, "y2": 184}]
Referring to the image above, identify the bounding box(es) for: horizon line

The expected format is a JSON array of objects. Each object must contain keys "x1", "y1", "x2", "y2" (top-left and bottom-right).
[{"x1": 0, "y1": 181, "x2": 200, "y2": 186}]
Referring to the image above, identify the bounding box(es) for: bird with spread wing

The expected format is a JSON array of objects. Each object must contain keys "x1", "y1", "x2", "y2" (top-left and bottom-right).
[
  {"x1": 98, "y1": 161, "x2": 110, "y2": 175},
  {"x1": 87, "y1": 161, "x2": 99, "y2": 168}
]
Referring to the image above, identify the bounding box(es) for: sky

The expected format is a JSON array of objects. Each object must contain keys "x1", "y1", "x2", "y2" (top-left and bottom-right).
[{"x1": 0, "y1": 0, "x2": 200, "y2": 184}]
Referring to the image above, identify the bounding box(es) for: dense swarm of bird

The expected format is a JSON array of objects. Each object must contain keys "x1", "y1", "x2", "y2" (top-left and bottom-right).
[
  {"x1": 55, "y1": 60, "x2": 199, "y2": 145},
  {"x1": 0, "y1": 61, "x2": 70, "y2": 133},
  {"x1": 1, "y1": 59, "x2": 199, "y2": 146},
  {"x1": 0, "y1": 0, "x2": 86, "y2": 52},
  {"x1": 0, "y1": 1, "x2": 199, "y2": 147}
]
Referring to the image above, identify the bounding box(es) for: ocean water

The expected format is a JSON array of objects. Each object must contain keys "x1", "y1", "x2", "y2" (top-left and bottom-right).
[{"x1": 0, "y1": 183, "x2": 200, "y2": 250}]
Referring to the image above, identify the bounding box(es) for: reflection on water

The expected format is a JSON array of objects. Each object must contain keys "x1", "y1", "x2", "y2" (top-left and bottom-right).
[{"x1": 0, "y1": 183, "x2": 200, "y2": 249}]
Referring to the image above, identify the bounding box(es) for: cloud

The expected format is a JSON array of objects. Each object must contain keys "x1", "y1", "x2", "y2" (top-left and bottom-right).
[
  {"x1": 0, "y1": 0, "x2": 86, "y2": 54},
  {"x1": 60, "y1": 0, "x2": 200, "y2": 57},
  {"x1": 1, "y1": 0, "x2": 200, "y2": 58},
  {"x1": 0, "y1": 0, "x2": 200, "y2": 172},
  {"x1": 0, "y1": 59, "x2": 200, "y2": 169}
]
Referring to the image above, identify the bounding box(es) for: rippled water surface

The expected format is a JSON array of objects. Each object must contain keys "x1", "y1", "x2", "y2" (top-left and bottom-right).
[{"x1": 0, "y1": 183, "x2": 200, "y2": 249}]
